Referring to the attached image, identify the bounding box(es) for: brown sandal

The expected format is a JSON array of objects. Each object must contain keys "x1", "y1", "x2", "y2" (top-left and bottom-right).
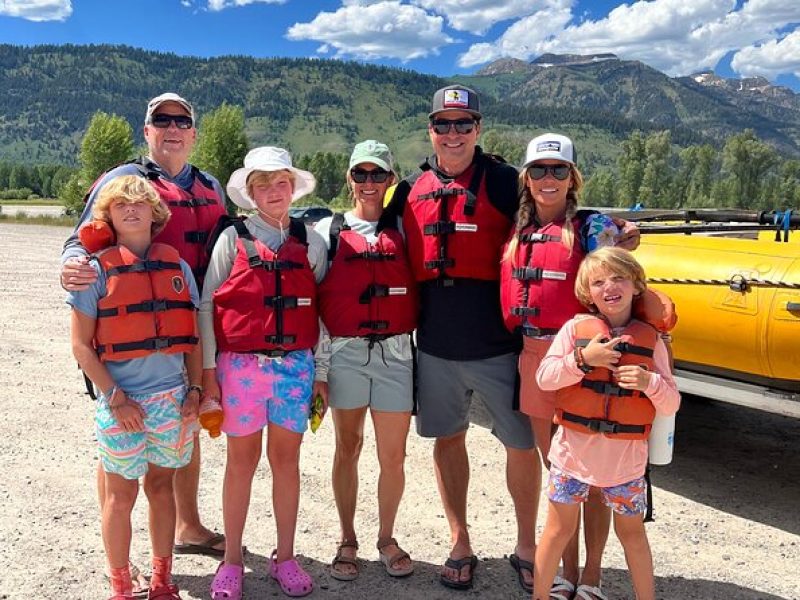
[
  {"x1": 377, "y1": 537, "x2": 414, "y2": 577},
  {"x1": 330, "y1": 539, "x2": 359, "y2": 581}
]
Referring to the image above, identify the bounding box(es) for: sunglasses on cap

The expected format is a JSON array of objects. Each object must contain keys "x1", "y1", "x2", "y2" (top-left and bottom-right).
[
  {"x1": 430, "y1": 118, "x2": 476, "y2": 135},
  {"x1": 150, "y1": 114, "x2": 194, "y2": 130},
  {"x1": 527, "y1": 164, "x2": 571, "y2": 181},
  {"x1": 350, "y1": 168, "x2": 391, "y2": 184}
]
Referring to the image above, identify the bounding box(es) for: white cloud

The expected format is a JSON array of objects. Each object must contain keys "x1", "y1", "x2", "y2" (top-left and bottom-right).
[
  {"x1": 732, "y1": 28, "x2": 800, "y2": 79},
  {"x1": 458, "y1": 7, "x2": 573, "y2": 67},
  {"x1": 457, "y1": 0, "x2": 800, "y2": 80},
  {"x1": 411, "y1": 0, "x2": 565, "y2": 36},
  {"x1": 207, "y1": 0, "x2": 285, "y2": 10},
  {"x1": 0, "y1": 0, "x2": 71, "y2": 21},
  {"x1": 287, "y1": 1, "x2": 454, "y2": 61}
]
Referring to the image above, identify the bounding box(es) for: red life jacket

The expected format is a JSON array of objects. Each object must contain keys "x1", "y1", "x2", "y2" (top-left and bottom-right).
[
  {"x1": 318, "y1": 213, "x2": 417, "y2": 338},
  {"x1": 94, "y1": 243, "x2": 198, "y2": 362},
  {"x1": 500, "y1": 218, "x2": 585, "y2": 336},
  {"x1": 213, "y1": 219, "x2": 319, "y2": 355},
  {"x1": 555, "y1": 317, "x2": 658, "y2": 440},
  {"x1": 84, "y1": 159, "x2": 227, "y2": 283},
  {"x1": 401, "y1": 156, "x2": 510, "y2": 283}
]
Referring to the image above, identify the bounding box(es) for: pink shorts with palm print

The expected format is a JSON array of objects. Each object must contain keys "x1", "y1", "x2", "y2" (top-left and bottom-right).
[{"x1": 216, "y1": 350, "x2": 314, "y2": 437}]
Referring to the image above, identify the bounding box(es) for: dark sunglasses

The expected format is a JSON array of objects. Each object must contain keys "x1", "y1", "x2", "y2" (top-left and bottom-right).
[
  {"x1": 150, "y1": 114, "x2": 194, "y2": 129},
  {"x1": 350, "y1": 168, "x2": 391, "y2": 184},
  {"x1": 527, "y1": 164, "x2": 571, "y2": 181},
  {"x1": 430, "y1": 118, "x2": 476, "y2": 135}
]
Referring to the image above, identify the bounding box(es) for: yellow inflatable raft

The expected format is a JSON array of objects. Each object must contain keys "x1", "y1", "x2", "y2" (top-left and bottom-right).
[{"x1": 634, "y1": 230, "x2": 800, "y2": 392}]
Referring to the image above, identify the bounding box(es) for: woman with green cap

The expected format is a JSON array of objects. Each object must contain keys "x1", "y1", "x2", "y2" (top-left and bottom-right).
[{"x1": 314, "y1": 140, "x2": 417, "y2": 581}]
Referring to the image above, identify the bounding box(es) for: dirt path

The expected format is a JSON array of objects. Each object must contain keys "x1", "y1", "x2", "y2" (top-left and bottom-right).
[{"x1": 0, "y1": 223, "x2": 798, "y2": 600}]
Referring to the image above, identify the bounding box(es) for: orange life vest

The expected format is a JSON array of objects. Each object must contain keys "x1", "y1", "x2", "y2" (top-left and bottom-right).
[
  {"x1": 555, "y1": 317, "x2": 658, "y2": 440},
  {"x1": 94, "y1": 243, "x2": 198, "y2": 361},
  {"x1": 213, "y1": 219, "x2": 319, "y2": 355},
  {"x1": 318, "y1": 213, "x2": 417, "y2": 338}
]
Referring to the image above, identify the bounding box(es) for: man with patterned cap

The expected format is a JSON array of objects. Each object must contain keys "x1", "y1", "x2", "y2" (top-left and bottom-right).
[
  {"x1": 60, "y1": 93, "x2": 229, "y2": 568},
  {"x1": 386, "y1": 84, "x2": 539, "y2": 591}
]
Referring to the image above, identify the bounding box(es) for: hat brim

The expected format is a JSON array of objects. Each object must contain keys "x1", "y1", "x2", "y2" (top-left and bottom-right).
[
  {"x1": 227, "y1": 166, "x2": 317, "y2": 211},
  {"x1": 428, "y1": 107, "x2": 482, "y2": 119},
  {"x1": 521, "y1": 153, "x2": 575, "y2": 170}
]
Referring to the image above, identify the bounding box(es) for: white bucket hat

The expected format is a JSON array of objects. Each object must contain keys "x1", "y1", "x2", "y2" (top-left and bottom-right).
[
  {"x1": 227, "y1": 147, "x2": 316, "y2": 210},
  {"x1": 522, "y1": 133, "x2": 576, "y2": 169}
]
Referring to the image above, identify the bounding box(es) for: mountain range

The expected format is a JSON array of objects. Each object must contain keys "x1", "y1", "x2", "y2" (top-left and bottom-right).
[{"x1": 0, "y1": 44, "x2": 798, "y2": 171}]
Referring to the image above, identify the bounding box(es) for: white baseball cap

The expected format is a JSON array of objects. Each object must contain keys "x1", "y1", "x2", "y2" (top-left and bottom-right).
[
  {"x1": 145, "y1": 92, "x2": 194, "y2": 125},
  {"x1": 227, "y1": 147, "x2": 316, "y2": 210},
  {"x1": 522, "y1": 133, "x2": 577, "y2": 169}
]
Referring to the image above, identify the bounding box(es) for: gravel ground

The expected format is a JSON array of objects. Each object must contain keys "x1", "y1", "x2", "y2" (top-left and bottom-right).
[{"x1": 0, "y1": 222, "x2": 798, "y2": 600}]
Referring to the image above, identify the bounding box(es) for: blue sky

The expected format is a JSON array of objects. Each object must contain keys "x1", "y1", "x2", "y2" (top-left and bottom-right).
[{"x1": 1, "y1": 0, "x2": 798, "y2": 90}]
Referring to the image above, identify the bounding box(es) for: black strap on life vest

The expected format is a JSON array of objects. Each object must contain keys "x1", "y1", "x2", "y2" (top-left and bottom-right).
[
  {"x1": 575, "y1": 338, "x2": 654, "y2": 358},
  {"x1": 579, "y1": 379, "x2": 637, "y2": 397},
  {"x1": 97, "y1": 299, "x2": 195, "y2": 318},
  {"x1": 105, "y1": 259, "x2": 182, "y2": 277},
  {"x1": 96, "y1": 335, "x2": 199, "y2": 356},
  {"x1": 560, "y1": 412, "x2": 647, "y2": 434},
  {"x1": 328, "y1": 213, "x2": 347, "y2": 261},
  {"x1": 231, "y1": 218, "x2": 308, "y2": 348},
  {"x1": 517, "y1": 325, "x2": 560, "y2": 338}
]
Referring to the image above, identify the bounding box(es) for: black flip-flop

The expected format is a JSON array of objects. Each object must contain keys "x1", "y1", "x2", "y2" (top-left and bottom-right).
[
  {"x1": 173, "y1": 532, "x2": 226, "y2": 557},
  {"x1": 509, "y1": 553, "x2": 534, "y2": 593},
  {"x1": 440, "y1": 555, "x2": 478, "y2": 590}
]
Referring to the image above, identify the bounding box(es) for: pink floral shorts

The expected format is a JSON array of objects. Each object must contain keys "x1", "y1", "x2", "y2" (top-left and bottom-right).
[{"x1": 216, "y1": 350, "x2": 314, "y2": 436}]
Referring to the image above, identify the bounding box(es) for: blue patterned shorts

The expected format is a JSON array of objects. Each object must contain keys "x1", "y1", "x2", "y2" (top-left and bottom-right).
[
  {"x1": 216, "y1": 350, "x2": 314, "y2": 436},
  {"x1": 547, "y1": 466, "x2": 648, "y2": 516},
  {"x1": 96, "y1": 385, "x2": 196, "y2": 480}
]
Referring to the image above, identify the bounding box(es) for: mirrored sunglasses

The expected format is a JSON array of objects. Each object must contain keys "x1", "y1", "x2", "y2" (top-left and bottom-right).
[
  {"x1": 350, "y1": 168, "x2": 390, "y2": 184},
  {"x1": 430, "y1": 118, "x2": 476, "y2": 135},
  {"x1": 150, "y1": 114, "x2": 194, "y2": 130},
  {"x1": 528, "y1": 164, "x2": 571, "y2": 181}
]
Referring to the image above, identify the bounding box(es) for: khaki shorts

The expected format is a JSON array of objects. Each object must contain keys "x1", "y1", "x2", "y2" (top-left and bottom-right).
[
  {"x1": 328, "y1": 336, "x2": 413, "y2": 412},
  {"x1": 415, "y1": 351, "x2": 534, "y2": 449}
]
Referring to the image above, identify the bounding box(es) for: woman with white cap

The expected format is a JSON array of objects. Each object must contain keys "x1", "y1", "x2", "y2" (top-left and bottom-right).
[
  {"x1": 313, "y1": 140, "x2": 417, "y2": 581},
  {"x1": 199, "y1": 147, "x2": 329, "y2": 599},
  {"x1": 500, "y1": 133, "x2": 639, "y2": 599}
]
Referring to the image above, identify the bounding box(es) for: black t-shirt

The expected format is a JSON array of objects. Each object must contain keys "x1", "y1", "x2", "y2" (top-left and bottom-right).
[{"x1": 390, "y1": 148, "x2": 522, "y2": 360}]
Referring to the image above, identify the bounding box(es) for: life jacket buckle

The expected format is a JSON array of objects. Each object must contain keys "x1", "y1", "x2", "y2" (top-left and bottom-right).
[
  {"x1": 265, "y1": 296, "x2": 298, "y2": 309},
  {"x1": 423, "y1": 221, "x2": 457, "y2": 235}
]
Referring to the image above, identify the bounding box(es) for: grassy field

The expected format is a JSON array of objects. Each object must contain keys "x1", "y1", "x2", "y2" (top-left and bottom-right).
[
  {"x1": 0, "y1": 198, "x2": 62, "y2": 206},
  {"x1": 0, "y1": 212, "x2": 76, "y2": 227}
]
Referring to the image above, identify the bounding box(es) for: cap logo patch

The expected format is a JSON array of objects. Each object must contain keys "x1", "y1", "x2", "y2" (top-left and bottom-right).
[
  {"x1": 172, "y1": 276, "x2": 185, "y2": 294},
  {"x1": 443, "y1": 89, "x2": 469, "y2": 108},
  {"x1": 537, "y1": 141, "x2": 561, "y2": 153}
]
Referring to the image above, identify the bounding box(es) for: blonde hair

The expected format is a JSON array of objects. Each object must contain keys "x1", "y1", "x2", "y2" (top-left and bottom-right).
[
  {"x1": 246, "y1": 169, "x2": 296, "y2": 199},
  {"x1": 503, "y1": 162, "x2": 584, "y2": 265},
  {"x1": 574, "y1": 247, "x2": 647, "y2": 310},
  {"x1": 93, "y1": 175, "x2": 169, "y2": 236}
]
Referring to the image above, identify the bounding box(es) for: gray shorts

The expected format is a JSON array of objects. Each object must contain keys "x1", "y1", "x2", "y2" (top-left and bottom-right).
[
  {"x1": 415, "y1": 351, "x2": 534, "y2": 449},
  {"x1": 328, "y1": 337, "x2": 413, "y2": 413}
]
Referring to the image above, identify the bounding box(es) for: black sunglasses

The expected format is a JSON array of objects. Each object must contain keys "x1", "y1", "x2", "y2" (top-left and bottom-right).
[
  {"x1": 350, "y1": 168, "x2": 391, "y2": 184},
  {"x1": 150, "y1": 114, "x2": 194, "y2": 130},
  {"x1": 430, "y1": 118, "x2": 476, "y2": 135},
  {"x1": 527, "y1": 164, "x2": 571, "y2": 181}
]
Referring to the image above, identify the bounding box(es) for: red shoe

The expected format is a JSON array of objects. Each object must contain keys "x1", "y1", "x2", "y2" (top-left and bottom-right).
[{"x1": 147, "y1": 583, "x2": 182, "y2": 600}]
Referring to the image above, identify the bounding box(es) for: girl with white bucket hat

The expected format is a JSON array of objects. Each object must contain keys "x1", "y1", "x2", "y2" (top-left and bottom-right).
[{"x1": 199, "y1": 146, "x2": 329, "y2": 598}]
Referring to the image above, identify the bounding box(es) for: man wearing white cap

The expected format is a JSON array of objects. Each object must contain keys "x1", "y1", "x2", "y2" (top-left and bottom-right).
[{"x1": 60, "y1": 93, "x2": 229, "y2": 565}]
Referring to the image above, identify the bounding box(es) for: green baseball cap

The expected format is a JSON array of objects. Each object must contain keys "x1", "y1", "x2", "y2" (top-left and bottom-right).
[{"x1": 349, "y1": 140, "x2": 395, "y2": 174}]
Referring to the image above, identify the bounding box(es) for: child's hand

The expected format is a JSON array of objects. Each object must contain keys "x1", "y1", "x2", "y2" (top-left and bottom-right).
[
  {"x1": 182, "y1": 389, "x2": 200, "y2": 422},
  {"x1": 109, "y1": 392, "x2": 145, "y2": 432},
  {"x1": 614, "y1": 364, "x2": 653, "y2": 392},
  {"x1": 581, "y1": 333, "x2": 623, "y2": 369}
]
